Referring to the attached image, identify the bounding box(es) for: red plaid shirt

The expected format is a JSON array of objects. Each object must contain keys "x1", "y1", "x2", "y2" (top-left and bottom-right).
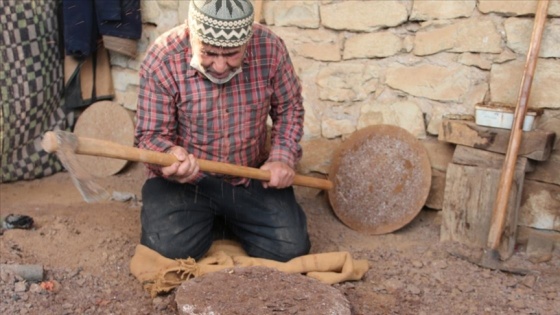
[{"x1": 135, "y1": 24, "x2": 304, "y2": 186}]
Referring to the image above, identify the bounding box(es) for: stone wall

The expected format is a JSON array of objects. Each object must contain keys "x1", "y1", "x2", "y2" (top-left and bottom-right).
[{"x1": 109, "y1": 0, "x2": 560, "y2": 179}]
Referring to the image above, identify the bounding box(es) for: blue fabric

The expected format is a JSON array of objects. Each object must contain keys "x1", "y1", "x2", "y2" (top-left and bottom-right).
[
  {"x1": 62, "y1": 0, "x2": 141, "y2": 57},
  {"x1": 140, "y1": 176, "x2": 311, "y2": 262}
]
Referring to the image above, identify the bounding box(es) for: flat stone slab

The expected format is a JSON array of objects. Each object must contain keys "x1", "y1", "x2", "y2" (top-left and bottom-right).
[{"x1": 175, "y1": 266, "x2": 351, "y2": 315}]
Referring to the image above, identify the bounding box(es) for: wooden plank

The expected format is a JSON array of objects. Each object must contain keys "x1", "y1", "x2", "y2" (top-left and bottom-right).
[
  {"x1": 425, "y1": 169, "x2": 446, "y2": 210},
  {"x1": 438, "y1": 119, "x2": 555, "y2": 161},
  {"x1": 525, "y1": 151, "x2": 560, "y2": 185},
  {"x1": 440, "y1": 162, "x2": 526, "y2": 260},
  {"x1": 452, "y1": 145, "x2": 534, "y2": 172},
  {"x1": 518, "y1": 179, "x2": 560, "y2": 232},
  {"x1": 421, "y1": 137, "x2": 454, "y2": 172}
]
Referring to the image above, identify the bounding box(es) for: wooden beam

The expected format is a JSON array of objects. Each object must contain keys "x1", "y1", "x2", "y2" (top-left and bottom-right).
[
  {"x1": 452, "y1": 145, "x2": 534, "y2": 172},
  {"x1": 438, "y1": 119, "x2": 555, "y2": 161}
]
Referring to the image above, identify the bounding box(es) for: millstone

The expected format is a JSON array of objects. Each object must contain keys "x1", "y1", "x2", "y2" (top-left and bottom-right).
[
  {"x1": 73, "y1": 101, "x2": 135, "y2": 177},
  {"x1": 175, "y1": 266, "x2": 351, "y2": 315},
  {"x1": 328, "y1": 124, "x2": 432, "y2": 235}
]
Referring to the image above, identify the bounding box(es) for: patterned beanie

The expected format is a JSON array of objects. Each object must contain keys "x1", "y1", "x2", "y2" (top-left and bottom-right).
[{"x1": 188, "y1": 0, "x2": 254, "y2": 47}]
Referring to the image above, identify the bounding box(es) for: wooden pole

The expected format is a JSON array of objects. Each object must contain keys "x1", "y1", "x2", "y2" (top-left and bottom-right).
[{"x1": 486, "y1": 0, "x2": 550, "y2": 252}]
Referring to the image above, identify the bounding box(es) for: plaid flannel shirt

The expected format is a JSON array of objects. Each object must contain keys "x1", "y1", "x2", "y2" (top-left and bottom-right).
[{"x1": 135, "y1": 24, "x2": 304, "y2": 186}]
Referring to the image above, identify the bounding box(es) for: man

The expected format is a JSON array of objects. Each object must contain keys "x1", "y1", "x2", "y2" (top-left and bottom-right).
[{"x1": 135, "y1": 0, "x2": 310, "y2": 263}]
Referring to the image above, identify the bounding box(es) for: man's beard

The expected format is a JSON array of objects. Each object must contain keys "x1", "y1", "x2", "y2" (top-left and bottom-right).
[{"x1": 190, "y1": 54, "x2": 242, "y2": 84}]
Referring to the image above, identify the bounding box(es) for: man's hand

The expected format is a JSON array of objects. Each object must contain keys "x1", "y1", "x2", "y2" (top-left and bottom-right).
[
  {"x1": 260, "y1": 161, "x2": 295, "y2": 189},
  {"x1": 161, "y1": 146, "x2": 199, "y2": 183}
]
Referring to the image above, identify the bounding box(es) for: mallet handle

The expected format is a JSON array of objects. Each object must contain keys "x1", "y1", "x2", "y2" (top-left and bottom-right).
[{"x1": 42, "y1": 131, "x2": 333, "y2": 190}]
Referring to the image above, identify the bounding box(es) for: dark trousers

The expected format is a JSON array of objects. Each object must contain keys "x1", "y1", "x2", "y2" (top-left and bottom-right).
[{"x1": 140, "y1": 176, "x2": 311, "y2": 262}]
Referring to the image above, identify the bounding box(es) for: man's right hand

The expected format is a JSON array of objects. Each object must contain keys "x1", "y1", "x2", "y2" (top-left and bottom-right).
[{"x1": 161, "y1": 146, "x2": 200, "y2": 183}]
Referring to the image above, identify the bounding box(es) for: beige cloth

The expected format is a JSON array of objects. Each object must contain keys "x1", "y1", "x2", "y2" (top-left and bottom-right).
[{"x1": 130, "y1": 240, "x2": 370, "y2": 297}]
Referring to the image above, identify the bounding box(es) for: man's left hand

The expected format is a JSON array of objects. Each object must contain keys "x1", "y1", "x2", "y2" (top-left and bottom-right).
[{"x1": 260, "y1": 161, "x2": 295, "y2": 189}]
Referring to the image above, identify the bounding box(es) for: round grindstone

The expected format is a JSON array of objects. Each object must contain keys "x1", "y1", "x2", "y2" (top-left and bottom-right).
[
  {"x1": 328, "y1": 124, "x2": 432, "y2": 235},
  {"x1": 73, "y1": 101, "x2": 135, "y2": 177},
  {"x1": 175, "y1": 266, "x2": 352, "y2": 315}
]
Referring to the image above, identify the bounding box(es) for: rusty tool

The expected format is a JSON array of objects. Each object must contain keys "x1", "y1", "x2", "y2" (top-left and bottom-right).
[
  {"x1": 478, "y1": 0, "x2": 549, "y2": 273},
  {"x1": 41, "y1": 130, "x2": 333, "y2": 202}
]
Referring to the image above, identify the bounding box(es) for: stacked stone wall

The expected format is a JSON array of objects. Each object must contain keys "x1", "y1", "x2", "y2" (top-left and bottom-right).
[{"x1": 109, "y1": 0, "x2": 560, "y2": 179}]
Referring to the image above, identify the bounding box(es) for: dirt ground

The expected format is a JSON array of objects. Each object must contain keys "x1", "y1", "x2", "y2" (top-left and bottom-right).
[{"x1": 0, "y1": 162, "x2": 558, "y2": 315}]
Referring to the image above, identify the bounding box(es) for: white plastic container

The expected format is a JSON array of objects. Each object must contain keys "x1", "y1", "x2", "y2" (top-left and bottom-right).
[{"x1": 474, "y1": 104, "x2": 541, "y2": 132}]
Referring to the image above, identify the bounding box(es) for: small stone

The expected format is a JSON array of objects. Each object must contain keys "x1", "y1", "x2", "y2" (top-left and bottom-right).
[
  {"x1": 509, "y1": 298, "x2": 525, "y2": 309},
  {"x1": 383, "y1": 278, "x2": 404, "y2": 293},
  {"x1": 14, "y1": 281, "x2": 27, "y2": 292},
  {"x1": 29, "y1": 283, "x2": 44, "y2": 293},
  {"x1": 503, "y1": 276, "x2": 518, "y2": 288},
  {"x1": 19, "y1": 293, "x2": 29, "y2": 301},
  {"x1": 411, "y1": 260, "x2": 423, "y2": 268},
  {"x1": 1, "y1": 269, "x2": 15, "y2": 283},
  {"x1": 457, "y1": 283, "x2": 475, "y2": 293},
  {"x1": 521, "y1": 275, "x2": 537, "y2": 288},
  {"x1": 406, "y1": 284, "x2": 421, "y2": 295},
  {"x1": 432, "y1": 260, "x2": 448, "y2": 269},
  {"x1": 481, "y1": 269, "x2": 492, "y2": 279},
  {"x1": 62, "y1": 303, "x2": 74, "y2": 309}
]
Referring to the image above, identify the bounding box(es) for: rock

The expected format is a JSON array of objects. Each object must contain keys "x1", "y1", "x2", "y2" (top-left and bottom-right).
[
  {"x1": 411, "y1": 260, "x2": 424, "y2": 268},
  {"x1": 14, "y1": 281, "x2": 27, "y2": 292},
  {"x1": 175, "y1": 266, "x2": 351, "y2": 315},
  {"x1": 383, "y1": 278, "x2": 404, "y2": 293},
  {"x1": 407, "y1": 284, "x2": 422, "y2": 295}
]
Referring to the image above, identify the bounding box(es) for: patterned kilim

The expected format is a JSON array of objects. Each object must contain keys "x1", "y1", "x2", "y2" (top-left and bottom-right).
[{"x1": 1, "y1": 0, "x2": 73, "y2": 182}]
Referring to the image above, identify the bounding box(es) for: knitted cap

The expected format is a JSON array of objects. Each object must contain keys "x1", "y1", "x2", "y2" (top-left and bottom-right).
[{"x1": 188, "y1": 0, "x2": 254, "y2": 47}]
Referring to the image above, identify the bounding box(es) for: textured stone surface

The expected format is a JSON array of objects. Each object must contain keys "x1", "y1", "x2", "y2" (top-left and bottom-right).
[
  {"x1": 105, "y1": 1, "x2": 560, "y2": 229},
  {"x1": 175, "y1": 266, "x2": 351, "y2": 315},
  {"x1": 328, "y1": 125, "x2": 432, "y2": 235}
]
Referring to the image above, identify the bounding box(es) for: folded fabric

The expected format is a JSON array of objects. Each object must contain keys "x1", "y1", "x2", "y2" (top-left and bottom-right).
[
  {"x1": 130, "y1": 240, "x2": 370, "y2": 298},
  {"x1": 62, "y1": 0, "x2": 141, "y2": 57}
]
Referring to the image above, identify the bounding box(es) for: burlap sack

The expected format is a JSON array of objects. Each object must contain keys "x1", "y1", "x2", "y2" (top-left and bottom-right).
[{"x1": 130, "y1": 240, "x2": 370, "y2": 297}]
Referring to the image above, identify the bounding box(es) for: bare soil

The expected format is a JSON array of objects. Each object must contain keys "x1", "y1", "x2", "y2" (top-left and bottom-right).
[{"x1": 1, "y1": 162, "x2": 559, "y2": 315}]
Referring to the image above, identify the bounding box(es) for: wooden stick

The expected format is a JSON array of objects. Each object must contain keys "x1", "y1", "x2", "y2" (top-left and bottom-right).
[
  {"x1": 42, "y1": 131, "x2": 333, "y2": 190},
  {"x1": 486, "y1": 0, "x2": 550, "y2": 252}
]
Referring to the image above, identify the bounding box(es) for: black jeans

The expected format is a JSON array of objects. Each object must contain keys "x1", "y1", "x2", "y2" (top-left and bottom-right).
[{"x1": 140, "y1": 176, "x2": 311, "y2": 262}]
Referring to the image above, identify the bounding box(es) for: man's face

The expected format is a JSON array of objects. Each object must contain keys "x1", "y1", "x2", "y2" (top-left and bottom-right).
[{"x1": 191, "y1": 36, "x2": 247, "y2": 81}]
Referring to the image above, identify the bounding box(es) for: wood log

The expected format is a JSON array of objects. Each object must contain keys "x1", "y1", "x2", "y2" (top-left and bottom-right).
[
  {"x1": 438, "y1": 119, "x2": 555, "y2": 161},
  {"x1": 440, "y1": 161, "x2": 527, "y2": 260}
]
